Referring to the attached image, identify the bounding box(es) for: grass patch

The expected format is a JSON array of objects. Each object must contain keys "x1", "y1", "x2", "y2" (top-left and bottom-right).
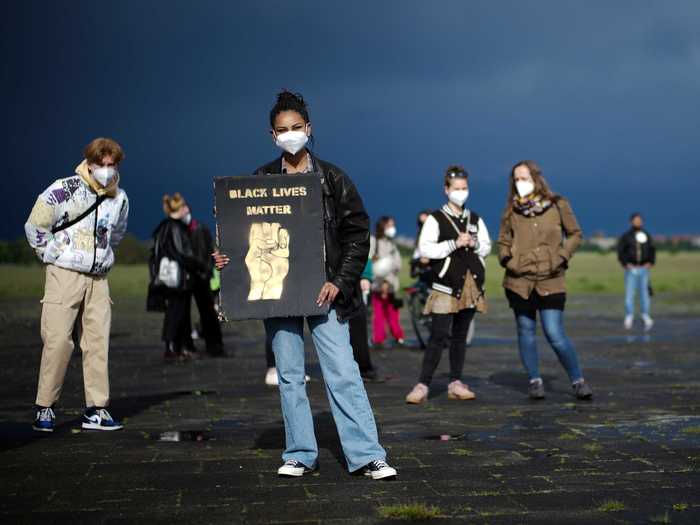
[
  {"x1": 450, "y1": 448, "x2": 473, "y2": 457},
  {"x1": 377, "y1": 503, "x2": 442, "y2": 520},
  {"x1": 558, "y1": 433, "x2": 577, "y2": 440},
  {"x1": 399, "y1": 251, "x2": 700, "y2": 296},
  {"x1": 583, "y1": 442, "x2": 602, "y2": 453},
  {"x1": 680, "y1": 426, "x2": 700, "y2": 435},
  {"x1": 4, "y1": 252, "x2": 700, "y2": 304},
  {"x1": 597, "y1": 500, "x2": 626, "y2": 512},
  {"x1": 672, "y1": 503, "x2": 688, "y2": 511}
]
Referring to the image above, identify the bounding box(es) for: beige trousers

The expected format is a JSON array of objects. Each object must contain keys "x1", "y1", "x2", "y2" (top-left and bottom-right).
[{"x1": 36, "y1": 264, "x2": 112, "y2": 408}]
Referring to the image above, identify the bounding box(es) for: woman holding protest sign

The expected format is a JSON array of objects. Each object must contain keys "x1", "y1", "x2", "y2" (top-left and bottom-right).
[{"x1": 214, "y1": 91, "x2": 396, "y2": 480}]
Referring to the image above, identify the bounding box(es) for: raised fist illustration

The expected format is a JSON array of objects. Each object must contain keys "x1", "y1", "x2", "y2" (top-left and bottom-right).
[{"x1": 245, "y1": 222, "x2": 290, "y2": 301}]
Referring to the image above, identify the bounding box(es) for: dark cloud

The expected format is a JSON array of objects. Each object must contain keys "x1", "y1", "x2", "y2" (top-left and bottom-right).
[{"x1": 2, "y1": 0, "x2": 699, "y2": 242}]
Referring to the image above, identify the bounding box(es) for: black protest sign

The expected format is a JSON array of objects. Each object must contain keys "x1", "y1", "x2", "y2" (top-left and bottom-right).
[{"x1": 214, "y1": 173, "x2": 328, "y2": 320}]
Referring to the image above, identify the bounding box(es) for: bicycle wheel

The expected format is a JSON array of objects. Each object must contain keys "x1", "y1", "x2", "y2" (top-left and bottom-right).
[{"x1": 409, "y1": 292, "x2": 431, "y2": 349}]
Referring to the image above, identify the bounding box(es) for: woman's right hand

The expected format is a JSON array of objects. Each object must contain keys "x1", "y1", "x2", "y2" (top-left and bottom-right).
[
  {"x1": 212, "y1": 250, "x2": 230, "y2": 270},
  {"x1": 456, "y1": 232, "x2": 472, "y2": 248}
]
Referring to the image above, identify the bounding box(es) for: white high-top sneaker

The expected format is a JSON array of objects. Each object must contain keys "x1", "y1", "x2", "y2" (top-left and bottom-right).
[{"x1": 623, "y1": 315, "x2": 633, "y2": 330}]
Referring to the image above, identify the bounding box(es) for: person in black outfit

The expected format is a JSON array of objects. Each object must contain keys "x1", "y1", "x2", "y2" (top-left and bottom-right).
[
  {"x1": 617, "y1": 212, "x2": 656, "y2": 331},
  {"x1": 148, "y1": 193, "x2": 208, "y2": 362},
  {"x1": 183, "y1": 204, "x2": 225, "y2": 356}
]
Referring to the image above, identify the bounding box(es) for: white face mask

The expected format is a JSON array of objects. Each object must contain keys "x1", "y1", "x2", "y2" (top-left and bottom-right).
[
  {"x1": 515, "y1": 180, "x2": 535, "y2": 198},
  {"x1": 274, "y1": 130, "x2": 309, "y2": 155},
  {"x1": 91, "y1": 166, "x2": 118, "y2": 187},
  {"x1": 448, "y1": 189, "x2": 469, "y2": 207},
  {"x1": 182, "y1": 212, "x2": 192, "y2": 226},
  {"x1": 384, "y1": 226, "x2": 397, "y2": 239}
]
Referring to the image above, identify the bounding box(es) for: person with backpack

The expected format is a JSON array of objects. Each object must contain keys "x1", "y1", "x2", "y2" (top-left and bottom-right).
[
  {"x1": 214, "y1": 91, "x2": 396, "y2": 480},
  {"x1": 497, "y1": 160, "x2": 593, "y2": 400},
  {"x1": 25, "y1": 137, "x2": 129, "y2": 432},
  {"x1": 149, "y1": 193, "x2": 209, "y2": 362},
  {"x1": 405, "y1": 165, "x2": 490, "y2": 404}
]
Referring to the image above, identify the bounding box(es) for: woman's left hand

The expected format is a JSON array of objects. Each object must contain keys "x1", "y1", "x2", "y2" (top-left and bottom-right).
[{"x1": 316, "y1": 282, "x2": 340, "y2": 306}]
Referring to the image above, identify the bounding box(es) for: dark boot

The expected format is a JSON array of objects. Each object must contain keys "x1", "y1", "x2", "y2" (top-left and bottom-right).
[{"x1": 163, "y1": 342, "x2": 178, "y2": 363}]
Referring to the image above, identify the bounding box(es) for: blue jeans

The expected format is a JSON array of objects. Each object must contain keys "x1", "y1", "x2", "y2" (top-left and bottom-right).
[
  {"x1": 625, "y1": 267, "x2": 651, "y2": 317},
  {"x1": 515, "y1": 309, "x2": 583, "y2": 383},
  {"x1": 264, "y1": 308, "x2": 386, "y2": 472}
]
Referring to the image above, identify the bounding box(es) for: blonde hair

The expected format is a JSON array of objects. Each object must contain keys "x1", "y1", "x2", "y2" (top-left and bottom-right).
[{"x1": 163, "y1": 192, "x2": 187, "y2": 217}]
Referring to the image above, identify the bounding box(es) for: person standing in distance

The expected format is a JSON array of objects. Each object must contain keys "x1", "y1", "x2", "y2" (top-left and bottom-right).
[{"x1": 617, "y1": 212, "x2": 656, "y2": 331}]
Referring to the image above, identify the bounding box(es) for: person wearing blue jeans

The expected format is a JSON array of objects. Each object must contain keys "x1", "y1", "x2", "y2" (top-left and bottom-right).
[
  {"x1": 618, "y1": 213, "x2": 655, "y2": 331},
  {"x1": 214, "y1": 91, "x2": 396, "y2": 480},
  {"x1": 497, "y1": 160, "x2": 593, "y2": 400},
  {"x1": 265, "y1": 310, "x2": 385, "y2": 473},
  {"x1": 624, "y1": 267, "x2": 651, "y2": 323},
  {"x1": 515, "y1": 309, "x2": 583, "y2": 385}
]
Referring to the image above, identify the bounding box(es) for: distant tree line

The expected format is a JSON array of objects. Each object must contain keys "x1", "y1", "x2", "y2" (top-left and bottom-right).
[{"x1": 0, "y1": 234, "x2": 151, "y2": 264}]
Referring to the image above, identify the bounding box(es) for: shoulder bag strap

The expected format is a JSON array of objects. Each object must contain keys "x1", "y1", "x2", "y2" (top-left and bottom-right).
[{"x1": 51, "y1": 195, "x2": 105, "y2": 234}]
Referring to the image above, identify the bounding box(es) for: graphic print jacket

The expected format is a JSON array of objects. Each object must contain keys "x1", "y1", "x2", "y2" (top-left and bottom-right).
[{"x1": 24, "y1": 160, "x2": 129, "y2": 275}]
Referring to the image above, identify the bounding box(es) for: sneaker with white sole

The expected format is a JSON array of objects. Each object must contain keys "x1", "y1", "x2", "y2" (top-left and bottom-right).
[
  {"x1": 82, "y1": 408, "x2": 124, "y2": 431},
  {"x1": 642, "y1": 314, "x2": 654, "y2": 331},
  {"x1": 623, "y1": 315, "x2": 633, "y2": 330},
  {"x1": 33, "y1": 406, "x2": 55, "y2": 432},
  {"x1": 277, "y1": 459, "x2": 315, "y2": 477},
  {"x1": 364, "y1": 459, "x2": 397, "y2": 480},
  {"x1": 405, "y1": 383, "x2": 429, "y2": 404},
  {"x1": 447, "y1": 380, "x2": 476, "y2": 400}
]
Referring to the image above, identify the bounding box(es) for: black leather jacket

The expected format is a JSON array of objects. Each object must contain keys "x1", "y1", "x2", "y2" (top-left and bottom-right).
[
  {"x1": 188, "y1": 219, "x2": 216, "y2": 283},
  {"x1": 150, "y1": 218, "x2": 208, "y2": 291},
  {"x1": 255, "y1": 153, "x2": 370, "y2": 321}
]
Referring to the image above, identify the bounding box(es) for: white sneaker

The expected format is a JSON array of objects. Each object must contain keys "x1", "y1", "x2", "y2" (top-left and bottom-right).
[
  {"x1": 364, "y1": 459, "x2": 397, "y2": 480},
  {"x1": 277, "y1": 459, "x2": 315, "y2": 477},
  {"x1": 81, "y1": 408, "x2": 123, "y2": 431},
  {"x1": 642, "y1": 315, "x2": 654, "y2": 331},
  {"x1": 265, "y1": 367, "x2": 310, "y2": 386},
  {"x1": 265, "y1": 367, "x2": 279, "y2": 386},
  {"x1": 623, "y1": 315, "x2": 633, "y2": 330}
]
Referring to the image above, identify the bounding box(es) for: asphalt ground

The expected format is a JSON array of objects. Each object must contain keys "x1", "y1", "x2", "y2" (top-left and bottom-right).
[{"x1": 1, "y1": 295, "x2": 699, "y2": 524}]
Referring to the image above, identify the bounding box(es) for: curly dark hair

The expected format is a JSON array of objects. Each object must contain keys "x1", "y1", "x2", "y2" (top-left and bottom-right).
[{"x1": 269, "y1": 90, "x2": 310, "y2": 127}]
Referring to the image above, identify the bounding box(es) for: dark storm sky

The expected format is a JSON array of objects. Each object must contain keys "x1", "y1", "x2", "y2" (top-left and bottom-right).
[{"x1": 2, "y1": 0, "x2": 699, "y2": 241}]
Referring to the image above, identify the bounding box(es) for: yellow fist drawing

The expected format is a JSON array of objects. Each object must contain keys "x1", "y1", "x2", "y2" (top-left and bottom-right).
[{"x1": 245, "y1": 222, "x2": 290, "y2": 301}]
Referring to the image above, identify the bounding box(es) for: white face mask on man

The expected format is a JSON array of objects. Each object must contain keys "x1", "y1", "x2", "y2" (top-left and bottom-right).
[
  {"x1": 515, "y1": 180, "x2": 535, "y2": 198},
  {"x1": 91, "y1": 166, "x2": 118, "y2": 187},
  {"x1": 448, "y1": 189, "x2": 469, "y2": 207},
  {"x1": 274, "y1": 130, "x2": 309, "y2": 155},
  {"x1": 384, "y1": 226, "x2": 397, "y2": 239}
]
